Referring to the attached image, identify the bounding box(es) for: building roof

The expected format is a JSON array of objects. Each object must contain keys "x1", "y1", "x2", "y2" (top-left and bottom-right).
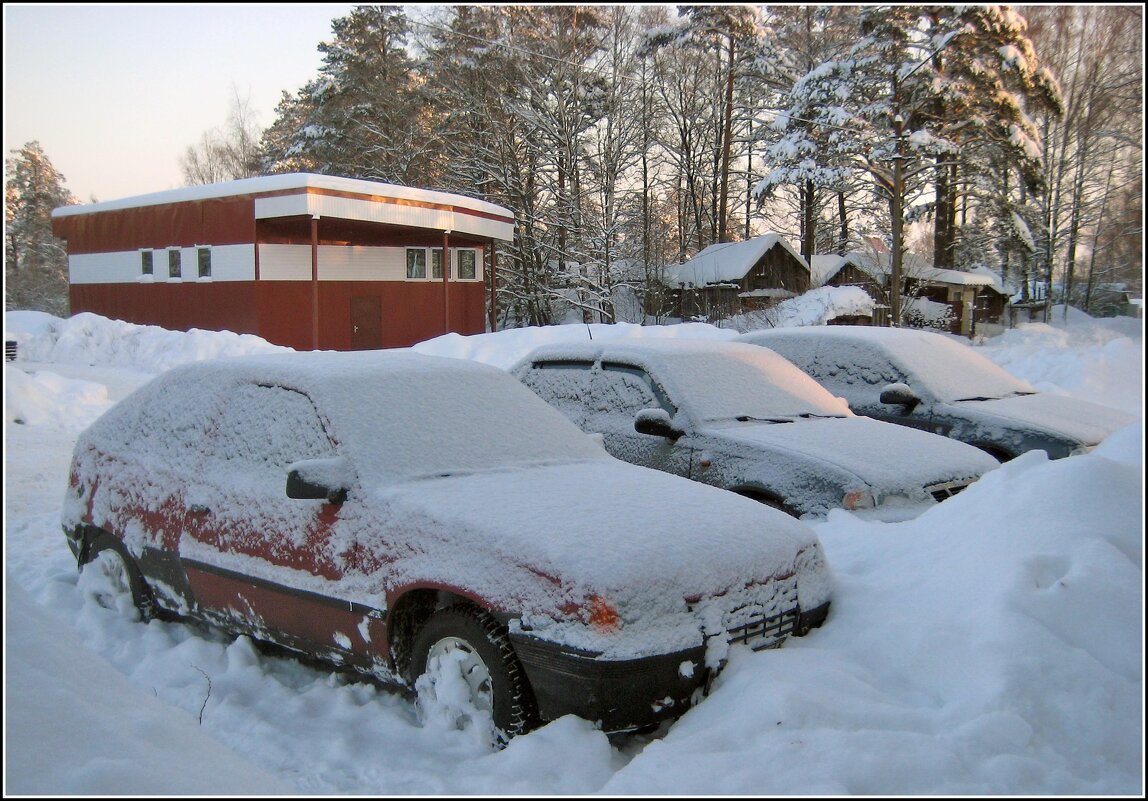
[
  {"x1": 663, "y1": 235, "x2": 808, "y2": 288},
  {"x1": 52, "y1": 173, "x2": 517, "y2": 242},
  {"x1": 817, "y1": 251, "x2": 994, "y2": 289}
]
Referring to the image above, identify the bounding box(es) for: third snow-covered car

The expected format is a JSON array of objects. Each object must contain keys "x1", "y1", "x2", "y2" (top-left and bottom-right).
[
  {"x1": 62, "y1": 350, "x2": 831, "y2": 744},
  {"x1": 511, "y1": 339, "x2": 999, "y2": 518},
  {"x1": 737, "y1": 325, "x2": 1135, "y2": 461}
]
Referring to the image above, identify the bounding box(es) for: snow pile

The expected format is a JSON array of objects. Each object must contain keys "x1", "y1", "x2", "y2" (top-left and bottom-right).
[
  {"x1": 977, "y1": 309, "x2": 1143, "y2": 415},
  {"x1": 725, "y1": 285, "x2": 875, "y2": 331},
  {"x1": 10, "y1": 311, "x2": 291, "y2": 371}
]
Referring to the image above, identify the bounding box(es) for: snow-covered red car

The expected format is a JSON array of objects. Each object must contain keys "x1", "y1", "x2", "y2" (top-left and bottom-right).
[
  {"x1": 737, "y1": 325, "x2": 1135, "y2": 461},
  {"x1": 62, "y1": 350, "x2": 832, "y2": 742},
  {"x1": 511, "y1": 339, "x2": 999, "y2": 517}
]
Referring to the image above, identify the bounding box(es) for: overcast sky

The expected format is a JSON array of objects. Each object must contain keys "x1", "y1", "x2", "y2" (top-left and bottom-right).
[{"x1": 4, "y1": 3, "x2": 357, "y2": 204}]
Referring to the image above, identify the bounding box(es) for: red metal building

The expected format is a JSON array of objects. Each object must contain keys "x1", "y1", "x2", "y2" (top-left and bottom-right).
[{"x1": 51, "y1": 174, "x2": 516, "y2": 350}]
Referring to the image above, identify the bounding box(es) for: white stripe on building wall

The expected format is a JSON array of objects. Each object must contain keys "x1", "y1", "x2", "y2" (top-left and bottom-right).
[
  {"x1": 257, "y1": 244, "x2": 313, "y2": 281},
  {"x1": 69, "y1": 243, "x2": 481, "y2": 284},
  {"x1": 258, "y1": 245, "x2": 482, "y2": 282},
  {"x1": 68, "y1": 244, "x2": 255, "y2": 284}
]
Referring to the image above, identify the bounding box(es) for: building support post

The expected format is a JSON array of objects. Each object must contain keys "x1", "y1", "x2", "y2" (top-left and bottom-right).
[
  {"x1": 442, "y1": 230, "x2": 451, "y2": 334},
  {"x1": 489, "y1": 243, "x2": 498, "y2": 333},
  {"x1": 311, "y1": 215, "x2": 320, "y2": 350}
]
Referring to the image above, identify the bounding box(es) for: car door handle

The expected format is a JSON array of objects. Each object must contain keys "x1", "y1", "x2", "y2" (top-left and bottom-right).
[{"x1": 188, "y1": 504, "x2": 211, "y2": 515}]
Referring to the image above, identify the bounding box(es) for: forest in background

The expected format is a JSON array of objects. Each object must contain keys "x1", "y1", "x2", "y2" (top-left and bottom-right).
[{"x1": 6, "y1": 5, "x2": 1142, "y2": 327}]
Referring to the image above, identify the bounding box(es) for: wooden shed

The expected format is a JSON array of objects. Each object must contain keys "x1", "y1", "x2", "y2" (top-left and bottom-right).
[
  {"x1": 51, "y1": 174, "x2": 516, "y2": 350},
  {"x1": 663, "y1": 235, "x2": 810, "y2": 320}
]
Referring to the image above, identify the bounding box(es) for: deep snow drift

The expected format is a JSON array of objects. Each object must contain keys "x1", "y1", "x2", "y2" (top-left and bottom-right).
[{"x1": 4, "y1": 307, "x2": 1143, "y2": 795}]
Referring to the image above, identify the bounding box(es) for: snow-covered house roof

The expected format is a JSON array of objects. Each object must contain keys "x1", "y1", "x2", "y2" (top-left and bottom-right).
[
  {"x1": 663, "y1": 235, "x2": 807, "y2": 288},
  {"x1": 817, "y1": 251, "x2": 994, "y2": 290}
]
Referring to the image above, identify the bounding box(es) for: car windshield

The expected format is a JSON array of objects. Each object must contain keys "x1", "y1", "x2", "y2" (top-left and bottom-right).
[
  {"x1": 881, "y1": 335, "x2": 1036, "y2": 403},
  {"x1": 657, "y1": 348, "x2": 850, "y2": 424},
  {"x1": 322, "y1": 363, "x2": 611, "y2": 483}
]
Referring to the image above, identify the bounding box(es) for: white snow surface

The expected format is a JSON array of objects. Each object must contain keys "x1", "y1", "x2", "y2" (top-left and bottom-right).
[{"x1": 4, "y1": 308, "x2": 1144, "y2": 795}]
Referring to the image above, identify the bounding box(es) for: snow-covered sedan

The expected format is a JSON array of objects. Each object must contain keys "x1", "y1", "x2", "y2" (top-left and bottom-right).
[
  {"x1": 737, "y1": 325, "x2": 1135, "y2": 461},
  {"x1": 511, "y1": 340, "x2": 999, "y2": 518},
  {"x1": 62, "y1": 350, "x2": 832, "y2": 743}
]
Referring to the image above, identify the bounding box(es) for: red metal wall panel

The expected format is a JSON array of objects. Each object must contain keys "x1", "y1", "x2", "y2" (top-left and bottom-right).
[
  {"x1": 255, "y1": 281, "x2": 485, "y2": 351},
  {"x1": 70, "y1": 282, "x2": 260, "y2": 333},
  {"x1": 54, "y1": 196, "x2": 256, "y2": 253}
]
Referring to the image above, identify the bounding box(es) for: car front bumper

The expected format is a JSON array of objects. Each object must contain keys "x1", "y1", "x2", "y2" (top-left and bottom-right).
[
  {"x1": 509, "y1": 633, "x2": 710, "y2": 733},
  {"x1": 509, "y1": 600, "x2": 830, "y2": 733}
]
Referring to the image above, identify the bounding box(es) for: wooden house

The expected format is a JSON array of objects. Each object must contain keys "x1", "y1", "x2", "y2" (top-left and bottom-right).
[
  {"x1": 51, "y1": 174, "x2": 516, "y2": 350},
  {"x1": 662, "y1": 235, "x2": 810, "y2": 320}
]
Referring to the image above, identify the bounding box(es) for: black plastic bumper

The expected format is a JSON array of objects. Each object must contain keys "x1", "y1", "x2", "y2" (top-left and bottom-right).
[{"x1": 509, "y1": 633, "x2": 711, "y2": 733}]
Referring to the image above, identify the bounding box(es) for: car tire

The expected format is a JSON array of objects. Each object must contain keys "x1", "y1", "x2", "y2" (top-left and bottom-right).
[
  {"x1": 78, "y1": 545, "x2": 154, "y2": 622},
  {"x1": 409, "y1": 605, "x2": 537, "y2": 746}
]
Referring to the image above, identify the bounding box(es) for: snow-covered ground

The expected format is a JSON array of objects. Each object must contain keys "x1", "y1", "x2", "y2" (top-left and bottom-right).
[{"x1": 4, "y1": 308, "x2": 1144, "y2": 795}]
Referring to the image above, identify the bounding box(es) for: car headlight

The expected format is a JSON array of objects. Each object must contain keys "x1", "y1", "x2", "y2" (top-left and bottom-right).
[{"x1": 842, "y1": 489, "x2": 875, "y2": 510}]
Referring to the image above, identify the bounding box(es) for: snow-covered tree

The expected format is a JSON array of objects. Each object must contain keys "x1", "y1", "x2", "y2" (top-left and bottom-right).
[
  {"x1": 260, "y1": 7, "x2": 437, "y2": 185},
  {"x1": 5, "y1": 141, "x2": 75, "y2": 316}
]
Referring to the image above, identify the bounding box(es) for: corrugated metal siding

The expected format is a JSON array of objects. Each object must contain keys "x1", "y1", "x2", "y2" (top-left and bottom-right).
[
  {"x1": 54, "y1": 196, "x2": 255, "y2": 254},
  {"x1": 319, "y1": 245, "x2": 402, "y2": 281},
  {"x1": 258, "y1": 244, "x2": 313, "y2": 281},
  {"x1": 255, "y1": 280, "x2": 485, "y2": 350},
  {"x1": 254, "y1": 192, "x2": 513, "y2": 241},
  {"x1": 70, "y1": 281, "x2": 260, "y2": 333}
]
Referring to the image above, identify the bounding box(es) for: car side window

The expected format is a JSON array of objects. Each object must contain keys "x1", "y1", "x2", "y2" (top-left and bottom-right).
[
  {"x1": 814, "y1": 341, "x2": 906, "y2": 403},
  {"x1": 519, "y1": 361, "x2": 595, "y2": 429},
  {"x1": 594, "y1": 363, "x2": 676, "y2": 418},
  {"x1": 205, "y1": 384, "x2": 338, "y2": 489}
]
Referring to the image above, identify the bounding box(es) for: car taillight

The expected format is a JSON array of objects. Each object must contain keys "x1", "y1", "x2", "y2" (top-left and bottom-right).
[{"x1": 843, "y1": 489, "x2": 875, "y2": 510}]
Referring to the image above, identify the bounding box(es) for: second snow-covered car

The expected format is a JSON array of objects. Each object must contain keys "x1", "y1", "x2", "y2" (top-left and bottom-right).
[
  {"x1": 62, "y1": 350, "x2": 831, "y2": 743},
  {"x1": 737, "y1": 325, "x2": 1135, "y2": 461},
  {"x1": 511, "y1": 339, "x2": 999, "y2": 518}
]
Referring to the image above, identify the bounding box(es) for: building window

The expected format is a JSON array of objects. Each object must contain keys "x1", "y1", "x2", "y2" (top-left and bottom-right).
[
  {"x1": 431, "y1": 249, "x2": 444, "y2": 279},
  {"x1": 458, "y1": 249, "x2": 477, "y2": 280},
  {"x1": 140, "y1": 250, "x2": 153, "y2": 275},
  {"x1": 406, "y1": 248, "x2": 427, "y2": 279},
  {"x1": 198, "y1": 247, "x2": 211, "y2": 278},
  {"x1": 168, "y1": 249, "x2": 181, "y2": 278}
]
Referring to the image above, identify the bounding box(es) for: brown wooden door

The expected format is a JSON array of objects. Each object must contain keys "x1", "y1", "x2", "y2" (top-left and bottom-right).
[{"x1": 351, "y1": 295, "x2": 383, "y2": 350}]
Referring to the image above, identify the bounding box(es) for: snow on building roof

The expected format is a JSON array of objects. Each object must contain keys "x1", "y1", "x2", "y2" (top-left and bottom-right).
[
  {"x1": 51, "y1": 173, "x2": 514, "y2": 223},
  {"x1": 816, "y1": 251, "x2": 994, "y2": 289},
  {"x1": 52, "y1": 173, "x2": 516, "y2": 243},
  {"x1": 663, "y1": 235, "x2": 808, "y2": 288}
]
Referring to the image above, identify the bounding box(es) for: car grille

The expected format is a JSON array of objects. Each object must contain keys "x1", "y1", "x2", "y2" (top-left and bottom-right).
[
  {"x1": 726, "y1": 606, "x2": 800, "y2": 651},
  {"x1": 696, "y1": 575, "x2": 800, "y2": 652},
  {"x1": 926, "y1": 479, "x2": 971, "y2": 503}
]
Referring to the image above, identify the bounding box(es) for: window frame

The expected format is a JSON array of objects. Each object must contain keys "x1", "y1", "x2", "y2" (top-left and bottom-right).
[
  {"x1": 197, "y1": 246, "x2": 212, "y2": 279},
  {"x1": 140, "y1": 249, "x2": 153, "y2": 276},
  {"x1": 406, "y1": 248, "x2": 428, "y2": 280},
  {"x1": 167, "y1": 248, "x2": 182, "y2": 279}
]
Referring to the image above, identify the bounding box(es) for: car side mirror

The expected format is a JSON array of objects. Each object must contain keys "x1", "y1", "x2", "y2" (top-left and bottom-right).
[
  {"x1": 634, "y1": 408, "x2": 684, "y2": 441},
  {"x1": 286, "y1": 456, "x2": 351, "y2": 505},
  {"x1": 879, "y1": 383, "x2": 921, "y2": 411}
]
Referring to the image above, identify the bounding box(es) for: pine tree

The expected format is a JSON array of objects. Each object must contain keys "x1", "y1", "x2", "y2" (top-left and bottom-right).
[
  {"x1": 5, "y1": 141, "x2": 76, "y2": 316},
  {"x1": 260, "y1": 6, "x2": 437, "y2": 184}
]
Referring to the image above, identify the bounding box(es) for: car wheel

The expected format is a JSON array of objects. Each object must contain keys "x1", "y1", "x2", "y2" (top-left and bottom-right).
[
  {"x1": 78, "y1": 547, "x2": 153, "y2": 622},
  {"x1": 409, "y1": 605, "x2": 537, "y2": 746}
]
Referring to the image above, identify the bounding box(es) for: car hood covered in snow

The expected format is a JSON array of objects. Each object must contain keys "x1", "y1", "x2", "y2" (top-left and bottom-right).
[
  {"x1": 949, "y1": 392, "x2": 1135, "y2": 448},
  {"x1": 370, "y1": 459, "x2": 831, "y2": 657},
  {"x1": 705, "y1": 416, "x2": 999, "y2": 500}
]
